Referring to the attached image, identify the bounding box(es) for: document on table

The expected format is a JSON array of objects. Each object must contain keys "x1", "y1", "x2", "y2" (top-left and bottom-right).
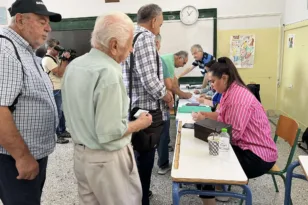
[{"x1": 188, "y1": 95, "x2": 199, "y2": 103}]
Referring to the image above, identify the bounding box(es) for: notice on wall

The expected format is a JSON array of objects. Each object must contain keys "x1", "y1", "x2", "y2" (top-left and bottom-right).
[
  {"x1": 230, "y1": 35, "x2": 255, "y2": 68},
  {"x1": 288, "y1": 34, "x2": 295, "y2": 48}
]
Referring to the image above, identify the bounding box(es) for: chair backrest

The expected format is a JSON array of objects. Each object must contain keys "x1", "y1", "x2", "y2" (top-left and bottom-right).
[
  {"x1": 274, "y1": 115, "x2": 301, "y2": 172},
  {"x1": 275, "y1": 115, "x2": 299, "y2": 147}
]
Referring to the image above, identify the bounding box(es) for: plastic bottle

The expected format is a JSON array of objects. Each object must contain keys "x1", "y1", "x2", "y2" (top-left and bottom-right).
[{"x1": 219, "y1": 128, "x2": 230, "y2": 151}]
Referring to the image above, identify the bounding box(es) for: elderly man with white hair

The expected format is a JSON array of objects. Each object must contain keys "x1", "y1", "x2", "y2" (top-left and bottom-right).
[{"x1": 62, "y1": 12, "x2": 152, "y2": 205}]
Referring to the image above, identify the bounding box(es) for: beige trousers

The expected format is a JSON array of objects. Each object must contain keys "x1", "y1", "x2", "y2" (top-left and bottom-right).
[{"x1": 74, "y1": 144, "x2": 142, "y2": 205}]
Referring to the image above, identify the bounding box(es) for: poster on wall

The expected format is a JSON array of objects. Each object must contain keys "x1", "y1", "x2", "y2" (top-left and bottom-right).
[
  {"x1": 230, "y1": 35, "x2": 255, "y2": 68},
  {"x1": 288, "y1": 34, "x2": 295, "y2": 48}
]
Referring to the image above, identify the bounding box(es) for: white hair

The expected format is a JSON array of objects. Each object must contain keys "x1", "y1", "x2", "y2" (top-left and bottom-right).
[
  {"x1": 91, "y1": 12, "x2": 134, "y2": 49},
  {"x1": 10, "y1": 16, "x2": 16, "y2": 25}
]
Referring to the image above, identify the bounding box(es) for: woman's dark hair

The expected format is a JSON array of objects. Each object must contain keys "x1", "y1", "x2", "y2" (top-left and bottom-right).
[
  {"x1": 205, "y1": 60, "x2": 216, "y2": 68},
  {"x1": 207, "y1": 57, "x2": 246, "y2": 89}
]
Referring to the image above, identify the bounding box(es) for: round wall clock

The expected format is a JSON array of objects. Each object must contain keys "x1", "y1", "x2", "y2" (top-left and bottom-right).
[{"x1": 180, "y1": 5, "x2": 199, "y2": 25}]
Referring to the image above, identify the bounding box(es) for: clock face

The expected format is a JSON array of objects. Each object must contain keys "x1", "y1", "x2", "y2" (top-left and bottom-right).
[{"x1": 180, "y1": 5, "x2": 199, "y2": 25}]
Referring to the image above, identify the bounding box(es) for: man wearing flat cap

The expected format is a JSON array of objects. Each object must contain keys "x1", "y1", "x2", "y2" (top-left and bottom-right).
[{"x1": 0, "y1": 0, "x2": 62, "y2": 204}]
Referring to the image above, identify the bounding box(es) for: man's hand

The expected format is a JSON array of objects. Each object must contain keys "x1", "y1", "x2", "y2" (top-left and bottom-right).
[
  {"x1": 137, "y1": 113, "x2": 152, "y2": 130},
  {"x1": 194, "y1": 90, "x2": 200, "y2": 94},
  {"x1": 62, "y1": 52, "x2": 71, "y2": 59},
  {"x1": 15, "y1": 154, "x2": 39, "y2": 180},
  {"x1": 163, "y1": 91, "x2": 174, "y2": 108},
  {"x1": 182, "y1": 92, "x2": 192, "y2": 99}
]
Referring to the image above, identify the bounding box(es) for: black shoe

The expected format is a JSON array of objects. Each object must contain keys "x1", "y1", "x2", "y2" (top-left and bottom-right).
[
  {"x1": 56, "y1": 137, "x2": 69, "y2": 144},
  {"x1": 60, "y1": 131, "x2": 71, "y2": 138},
  {"x1": 148, "y1": 190, "x2": 153, "y2": 198}
]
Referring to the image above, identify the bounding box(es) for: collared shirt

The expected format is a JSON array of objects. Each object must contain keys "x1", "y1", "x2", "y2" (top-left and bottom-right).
[
  {"x1": 161, "y1": 53, "x2": 175, "y2": 78},
  {"x1": 0, "y1": 28, "x2": 58, "y2": 159},
  {"x1": 122, "y1": 26, "x2": 167, "y2": 120},
  {"x1": 192, "y1": 52, "x2": 214, "y2": 76},
  {"x1": 218, "y1": 82, "x2": 278, "y2": 162},
  {"x1": 62, "y1": 48, "x2": 131, "y2": 151}
]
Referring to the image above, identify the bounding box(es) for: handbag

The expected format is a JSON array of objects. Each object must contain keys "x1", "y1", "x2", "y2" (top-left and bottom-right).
[{"x1": 128, "y1": 32, "x2": 164, "y2": 153}]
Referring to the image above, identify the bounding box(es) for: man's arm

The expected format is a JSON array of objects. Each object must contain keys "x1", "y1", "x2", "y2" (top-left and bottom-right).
[
  {"x1": 171, "y1": 76, "x2": 192, "y2": 99},
  {"x1": 177, "y1": 65, "x2": 196, "y2": 78},
  {"x1": 50, "y1": 61, "x2": 69, "y2": 77},
  {"x1": 201, "y1": 74, "x2": 208, "y2": 88},
  {"x1": 0, "y1": 54, "x2": 38, "y2": 180},
  {"x1": 134, "y1": 35, "x2": 172, "y2": 103}
]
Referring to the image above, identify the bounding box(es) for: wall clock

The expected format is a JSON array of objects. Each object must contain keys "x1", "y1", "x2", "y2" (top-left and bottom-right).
[{"x1": 180, "y1": 5, "x2": 199, "y2": 25}]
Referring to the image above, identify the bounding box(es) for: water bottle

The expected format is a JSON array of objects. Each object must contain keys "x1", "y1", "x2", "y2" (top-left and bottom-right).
[{"x1": 219, "y1": 128, "x2": 230, "y2": 151}]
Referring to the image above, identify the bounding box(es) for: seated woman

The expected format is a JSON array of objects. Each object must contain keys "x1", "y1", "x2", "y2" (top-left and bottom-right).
[
  {"x1": 197, "y1": 71, "x2": 222, "y2": 111},
  {"x1": 192, "y1": 57, "x2": 278, "y2": 205}
]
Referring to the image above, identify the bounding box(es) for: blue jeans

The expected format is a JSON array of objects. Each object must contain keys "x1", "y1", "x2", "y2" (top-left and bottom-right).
[
  {"x1": 53, "y1": 90, "x2": 66, "y2": 136},
  {"x1": 157, "y1": 112, "x2": 170, "y2": 168}
]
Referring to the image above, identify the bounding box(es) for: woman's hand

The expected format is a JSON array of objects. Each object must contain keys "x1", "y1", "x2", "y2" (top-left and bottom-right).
[{"x1": 192, "y1": 112, "x2": 206, "y2": 121}]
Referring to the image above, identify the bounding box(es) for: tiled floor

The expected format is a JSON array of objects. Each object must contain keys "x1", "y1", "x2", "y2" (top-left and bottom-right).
[{"x1": 1, "y1": 117, "x2": 307, "y2": 205}]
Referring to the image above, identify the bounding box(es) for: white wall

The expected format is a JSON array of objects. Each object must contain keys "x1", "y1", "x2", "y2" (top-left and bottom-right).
[
  {"x1": 284, "y1": 0, "x2": 308, "y2": 24},
  {"x1": 5, "y1": 0, "x2": 284, "y2": 19}
]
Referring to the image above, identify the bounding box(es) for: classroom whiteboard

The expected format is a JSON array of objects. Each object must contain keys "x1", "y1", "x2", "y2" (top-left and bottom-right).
[{"x1": 159, "y1": 18, "x2": 214, "y2": 77}]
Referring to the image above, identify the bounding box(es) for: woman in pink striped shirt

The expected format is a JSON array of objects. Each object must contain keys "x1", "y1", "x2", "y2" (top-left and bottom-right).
[{"x1": 193, "y1": 57, "x2": 278, "y2": 205}]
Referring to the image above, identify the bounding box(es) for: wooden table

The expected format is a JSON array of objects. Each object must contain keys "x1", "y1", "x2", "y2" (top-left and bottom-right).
[
  {"x1": 171, "y1": 98, "x2": 252, "y2": 205},
  {"x1": 284, "y1": 155, "x2": 308, "y2": 205}
]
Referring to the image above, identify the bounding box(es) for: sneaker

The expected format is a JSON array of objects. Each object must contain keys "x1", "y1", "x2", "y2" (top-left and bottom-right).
[
  {"x1": 158, "y1": 164, "x2": 171, "y2": 175},
  {"x1": 56, "y1": 137, "x2": 69, "y2": 144},
  {"x1": 215, "y1": 186, "x2": 230, "y2": 202},
  {"x1": 60, "y1": 131, "x2": 71, "y2": 138},
  {"x1": 216, "y1": 196, "x2": 230, "y2": 202},
  {"x1": 148, "y1": 190, "x2": 153, "y2": 198}
]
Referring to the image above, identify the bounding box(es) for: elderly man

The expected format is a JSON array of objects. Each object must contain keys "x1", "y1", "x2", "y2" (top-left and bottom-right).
[
  {"x1": 122, "y1": 4, "x2": 173, "y2": 205},
  {"x1": 62, "y1": 12, "x2": 152, "y2": 205},
  {"x1": 0, "y1": 0, "x2": 61, "y2": 204},
  {"x1": 178, "y1": 44, "x2": 215, "y2": 88}
]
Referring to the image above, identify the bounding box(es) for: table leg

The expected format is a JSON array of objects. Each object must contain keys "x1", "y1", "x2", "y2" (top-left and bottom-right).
[
  {"x1": 284, "y1": 161, "x2": 308, "y2": 205},
  {"x1": 172, "y1": 182, "x2": 180, "y2": 205},
  {"x1": 241, "y1": 185, "x2": 252, "y2": 205}
]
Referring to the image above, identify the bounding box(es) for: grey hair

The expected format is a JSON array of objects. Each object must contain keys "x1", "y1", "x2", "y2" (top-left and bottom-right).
[
  {"x1": 10, "y1": 16, "x2": 16, "y2": 25},
  {"x1": 155, "y1": 34, "x2": 161, "y2": 42},
  {"x1": 137, "y1": 4, "x2": 162, "y2": 24},
  {"x1": 191, "y1": 44, "x2": 203, "y2": 52},
  {"x1": 45, "y1": 38, "x2": 59, "y2": 49},
  {"x1": 175, "y1": 51, "x2": 188, "y2": 59},
  {"x1": 91, "y1": 12, "x2": 134, "y2": 50}
]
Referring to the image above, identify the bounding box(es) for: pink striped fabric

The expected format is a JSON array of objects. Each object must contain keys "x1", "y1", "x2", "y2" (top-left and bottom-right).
[{"x1": 218, "y1": 82, "x2": 278, "y2": 162}]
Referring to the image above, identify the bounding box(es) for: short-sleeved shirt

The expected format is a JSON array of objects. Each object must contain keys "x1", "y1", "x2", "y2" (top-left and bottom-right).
[
  {"x1": 161, "y1": 57, "x2": 171, "y2": 79},
  {"x1": 42, "y1": 55, "x2": 62, "y2": 90},
  {"x1": 218, "y1": 82, "x2": 278, "y2": 162},
  {"x1": 62, "y1": 48, "x2": 131, "y2": 151},
  {"x1": 192, "y1": 52, "x2": 214, "y2": 76},
  {"x1": 161, "y1": 53, "x2": 175, "y2": 79},
  {"x1": 0, "y1": 28, "x2": 58, "y2": 159}
]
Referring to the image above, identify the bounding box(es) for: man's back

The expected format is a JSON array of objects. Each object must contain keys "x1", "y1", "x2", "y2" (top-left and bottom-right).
[
  {"x1": 62, "y1": 48, "x2": 131, "y2": 151},
  {"x1": 122, "y1": 26, "x2": 166, "y2": 112}
]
